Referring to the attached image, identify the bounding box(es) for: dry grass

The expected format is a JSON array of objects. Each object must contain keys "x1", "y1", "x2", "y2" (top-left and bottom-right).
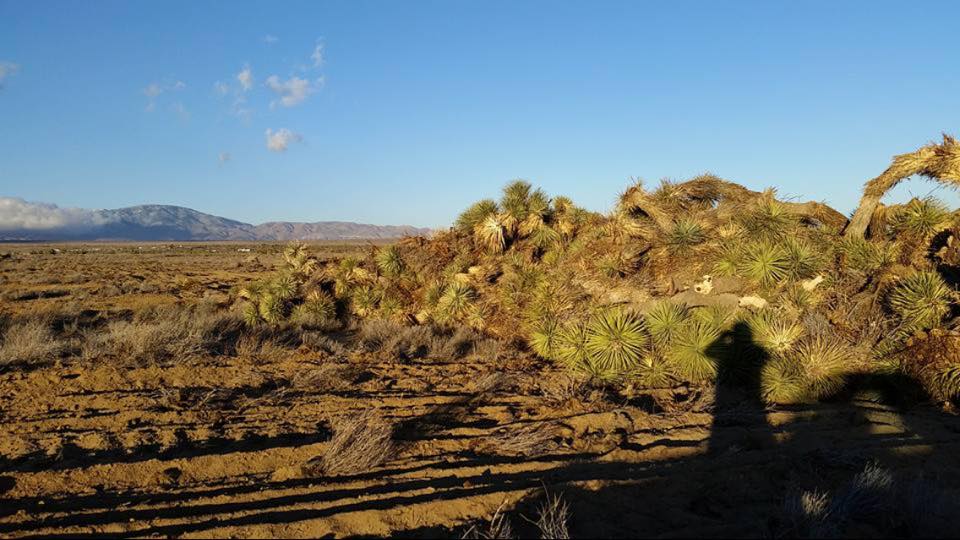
[
  {"x1": 315, "y1": 409, "x2": 395, "y2": 476},
  {"x1": 0, "y1": 319, "x2": 63, "y2": 367},
  {"x1": 475, "y1": 422, "x2": 559, "y2": 457},
  {"x1": 533, "y1": 491, "x2": 571, "y2": 539}
]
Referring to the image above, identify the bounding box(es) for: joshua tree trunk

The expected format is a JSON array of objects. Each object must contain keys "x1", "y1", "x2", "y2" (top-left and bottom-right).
[{"x1": 845, "y1": 135, "x2": 960, "y2": 238}]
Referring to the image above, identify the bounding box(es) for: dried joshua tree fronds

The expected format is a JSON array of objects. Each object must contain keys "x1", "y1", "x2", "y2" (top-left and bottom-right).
[{"x1": 847, "y1": 134, "x2": 960, "y2": 238}]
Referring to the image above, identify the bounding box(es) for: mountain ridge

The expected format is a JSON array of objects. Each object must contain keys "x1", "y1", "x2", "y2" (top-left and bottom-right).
[{"x1": 0, "y1": 202, "x2": 432, "y2": 241}]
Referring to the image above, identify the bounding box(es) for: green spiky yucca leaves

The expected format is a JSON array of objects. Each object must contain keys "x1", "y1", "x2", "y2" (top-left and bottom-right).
[
  {"x1": 584, "y1": 309, "x2": 649, "y2": 376},
  {"x1": 931, "y1": 365, "x2": 960, "y2": 402},
  {"x1": 283, "y1": 242, "x2": 319, "y2": 277},
  {"x1": 665, "y1": 218, "x2": 706, "y2": 255},
  {"x1": 351, "y1": 285, "x2": 383, "y2": 317},
  {"x1": 529, "y1": 317, "x2": 560, "y2": 359},
  {"x1": 888, "y1": 271, "x2": 953, "y2": 335},
  {"x1": 782, "y1": 237, "x2": 824, "y2": 280},
  {"x1": 665, "y1": 320, "x2": 724, "y2": 382},
  {"x1": 644, "y1": 301, "x2": 689, "y2": 346},
  {"x1": 434, "y1": 282, "x2": 477, "y2": 324},
  {"x1": 745, "y1": 310, "x2": 804, "y2": 354},
  {"x1": 839, "y1": 237, "x2": 897, "y2": 274},
  {"x1": 292, "y1": 290, "x2": 338, "y2": 325},
  {"x1": 738, "y1": 240, "x2": 790, "y2": 287},
  {"x1": 761, "y1": 336, "x2": 852, "y2": 404},
  {"x1": 713, "y1": 242, "x2": 744, "y2": 277},
  {"x1": 553, "y1": 321, "x2": 590, "y2": 370},
  {"x1": 474, "y1": 214, "x2": 509, "y2": 253},
  {"x1": 739, "y1": 192, "x2": 797, "y2": 240},
  {"x1": 375, "y1": 245, "x2": 405, "y2": 279},
  {"x1": 889, "y1": 197, "x2": 951, "y2": 238},
  {"x1": 455, "y1": 199, "x2": 499, "y2": 232}
]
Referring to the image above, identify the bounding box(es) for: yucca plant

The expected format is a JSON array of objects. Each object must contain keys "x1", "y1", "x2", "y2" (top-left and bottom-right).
[
  {"x1": 270, "y1": 272, "x2": 299, "y2": 301},
  {"x1": 713, "y1": 242, "x2": 744, "y2": 277},
  {"x1": 782, "y1": 237, "x2": 823, "y2": 280},
  {"x1": 930, "y1": 365, "x2": 960, "y2": 402},
  {"x1": 643, "y1": 301, "x2": 689, "y2": 346},
  {"x1": 474, "y1": 214, "x2": 509, "y2": 253},
  {"x1": 738, "y1": 240, "x2": 789, "y2": 287},
  {"x1": 889, "y1": 197, "x2": 951, "y2": 238},
  {"x1": 553, "y1": 321, "x2": 590, "y2": 370},
  {"x1": 839, "y1": 237, "x2": 896, "y2": 274},
  {"x1": 283, "y1": 242, "x2": 318, "y2": 277},
  {"x1": 257, "y1": 292, "x2": 285, "y2": 325},
  {"x1": 434, "y1": 282, "x2": 476, "y2": 324},
  {"x1": 300, "y1": 289, "x2": 337, "y2": 321},
  {"x1": 760, "y1": 355, "x2": 807, "y2": 404},
  {"x1": 745, "y1": 310, "x2": 804, "y2": 354},
  {"x1": 375, "y1": 245, "x2": 405, "y2": 279},
  {"x1": 455, "y1": 199, "x2": 499, "y2": 232},
  {"x1": 529, "y1": 317, "x2": 560, "y2": 359},
  {"x1": 793, "y1": 335, "x2": 852, "y2": 400},
  {"x1": 351, "y1": 285, "x2": 382, "y2": 317},
  {"x1": 666, "y1": 320, "x2": 724, "y2": 382},
  {"x1": 635, "y1": 353, "x2": 674, "y2": 388},
  {"x1": 665, "y1": 218, "x2": 706, "y2": 255},
  {"x1": 887, "y1": 270, "x2": 953, "y2": 335},
  {"x1": 584, "y1": 309, "x2": 649, "y2": 375},
  {"x1": 740, "y1": 191, "x2": 797, "y2": 240}
]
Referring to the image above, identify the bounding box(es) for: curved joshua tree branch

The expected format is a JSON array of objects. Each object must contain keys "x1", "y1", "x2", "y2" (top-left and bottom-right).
[{"x1": 845, "y1": 135, "x2": 960, "y2": 238}]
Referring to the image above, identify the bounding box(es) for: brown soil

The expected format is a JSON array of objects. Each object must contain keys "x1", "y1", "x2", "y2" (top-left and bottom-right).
[{"x1": 2, "y1": 352, "x2": 960, "y2": 538}]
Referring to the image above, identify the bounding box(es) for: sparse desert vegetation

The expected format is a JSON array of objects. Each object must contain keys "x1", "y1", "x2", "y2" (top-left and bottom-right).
[{"x1": 2, "y1": 140, "x2": 960, "y2": 537}]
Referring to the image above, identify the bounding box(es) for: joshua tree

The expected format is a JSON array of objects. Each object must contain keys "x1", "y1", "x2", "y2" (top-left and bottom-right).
[{"x1": 845, "y1": 135, "x2": 960, "y2": 238}]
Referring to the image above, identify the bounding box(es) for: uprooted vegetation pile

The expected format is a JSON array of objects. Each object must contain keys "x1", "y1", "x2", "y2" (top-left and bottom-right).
[{"x1": 237, "y1": 135, "x2": 960, "y2": 406}]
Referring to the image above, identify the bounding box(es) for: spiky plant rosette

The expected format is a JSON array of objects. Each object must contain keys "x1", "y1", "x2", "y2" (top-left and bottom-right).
[
  {"x1": 584, "y1": 309, "x2": 649, "y2": 376},
  {"x1": 529, "y1": 316, "x2": 560, "y2": 359},
  {"x1": 635, "y1": 353, "x2": 674, "y2": 388},
  {"x1": 553, "y1": 321, "x2": 590, "y2": 371},
  {"x1": 455, "y1": 199, "x2": 499, "y2": 232},
  {"x1": 665, "y1": 218, "x2": 707, "y2": 255},
  {"x1": 474, "y1": 214, "x2": 509, "y2": 253},
  {"x1": 738, "y1": 240, "x2": 790, "y2": 287},
  {"x1": 887, "y1": 270, "x2": 953, "y2": 336},
  {"x1": 739, "y1": 191, "x2": 797, "y2": 240},
  {"x1": 434, "y1": 281, "x2": 477, "y2": 324},
  {"x1": 782, "y1": 237, "x2": 824, "y2": 280},
  {"x1": 745, "y1": 310, "x2": 804, "y2": 354},
  {"x1": 375, "y1": 245, "x2": 406, "y2": 279},
  {"x1": 889, "y1": 197, "x2": 951, "y2": 238},
  {"x1": 760, "y1": 355, "x2": 808, "y2": 404},
  {"x1": 643, "y1": 301, "x2": 689, "y2": 346},
  {"x1": 839, "y1": 237, "x2": 896, "y2": 275},
  {"x1": 665, "y1": 319, "x2": 725, "y2": 382},
  {"x1": 792, "y1": 335, "x2": 853, "y2": 400}
]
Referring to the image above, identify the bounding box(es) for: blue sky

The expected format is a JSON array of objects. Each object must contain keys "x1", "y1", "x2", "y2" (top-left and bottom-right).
[{"x1": 1, "y1": 1, "x2": 958, "y2": 228}]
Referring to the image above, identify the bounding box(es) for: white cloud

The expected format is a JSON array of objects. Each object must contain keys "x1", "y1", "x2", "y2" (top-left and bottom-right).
[
  {"x1": 265, "y1": 128, "x2": 302, "y2": 152},
  {"x1": 265, "y1": 75, "x2": 322, "y2": 107},
  {"x1": 237, "y1": 65, "x2": 254, "y2": 91},
  {"x1": 311, "y1": 41, "x2": 325, "y2": 68},
  {"x1": 0, "y1": 61, "x2": 19, "y2": 87},
  {"x1": 0, "y1": 198, "x2": 104, "y2": 231},
  {"x1": 264, "y1": 34, "x2": 279, "y2": 45},
  {"x1": 218, "y1": 152, "x2": 231, "y2": 164},
  {"x1": 143, "y1": 82, "x2": 163, "y2": 98},
  {"x1": 173, "y1": 80, "x2": 186, "y2": 90},
  {"x1": 213, "y1": 80, "x2": 230, "y2": 96}
]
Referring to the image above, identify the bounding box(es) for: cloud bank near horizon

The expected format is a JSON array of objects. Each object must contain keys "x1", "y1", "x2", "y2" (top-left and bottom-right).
[{"x1": 0, "y1": 197, "x2": 105, "y2": 231}]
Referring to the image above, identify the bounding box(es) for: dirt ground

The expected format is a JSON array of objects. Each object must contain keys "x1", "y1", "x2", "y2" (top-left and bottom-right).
[{"x1": 1, "y1": 244, "x2": 959, "y2": 538}]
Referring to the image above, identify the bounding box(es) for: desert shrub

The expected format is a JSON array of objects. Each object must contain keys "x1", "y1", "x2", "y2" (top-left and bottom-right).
[
  {"x1": 745, "y1": 310, "x2": 803, "y2": 354},
  {"x1": 665, "y1": 218, "x2": 706, "y2": 254},
  {"x1": 888, "y1": 197, "x2": 951, "y2": 238},
  {"x1": 0, "y1": 319, "x2": 62, "y2": 367},
  {"x1": 665, "y1": 320, "x2": 724, "y2": 382},
  {"x1": 644, "y1": 301, "x2": 689, "y2": 346},
  {"x1": 316, "y1": 410, "x2": 394, "y2": 476},
  {"x1": 887, "y1": 270, "x2": 953, "y2": 336},
  {"x1": 737, "y1": 240, "x2": 789, "y2": 287},
  {"x1": 584, "y1": 308, "x2": 648, "y2": 378}
]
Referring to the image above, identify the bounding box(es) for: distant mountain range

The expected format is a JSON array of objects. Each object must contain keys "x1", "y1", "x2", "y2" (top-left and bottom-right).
[{"x1": 0, "y1": 202, "x2": 432, "y2": 241}]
